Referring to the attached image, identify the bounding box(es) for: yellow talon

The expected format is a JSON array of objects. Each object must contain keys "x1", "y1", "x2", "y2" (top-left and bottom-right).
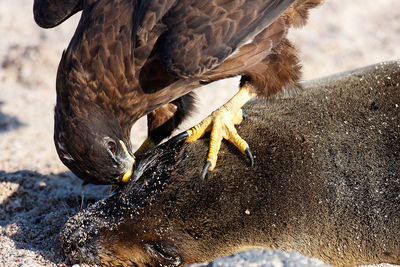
[
  {"x1": 232, "y1": 109, "x2": 244, "y2": 125},
  {"x1": 186, "y1": 116, "x2": 213, "y2": 142},
  {"x1": 185, "y1": 85, "x2": 256, "y2": 176}
]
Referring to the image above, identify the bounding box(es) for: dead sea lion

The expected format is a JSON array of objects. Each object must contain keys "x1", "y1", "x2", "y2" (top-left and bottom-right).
[{"x1": 60, "y1": 60, "x2": 400, "y2": 267}]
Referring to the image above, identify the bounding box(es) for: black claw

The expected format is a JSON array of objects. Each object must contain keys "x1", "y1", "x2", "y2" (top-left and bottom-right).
[
  {"x1": 201, "y1": 161, "x2": 211, "y2": 179},
  {"x1": 242, "y1": 109, "x2": 248, "y2": 120},
  {"x1": 245, "y1": 147, "x2": 254, "y2": 166},
  {"x1": 170, "y1": 131, "x2": 189, "y2": 143}
]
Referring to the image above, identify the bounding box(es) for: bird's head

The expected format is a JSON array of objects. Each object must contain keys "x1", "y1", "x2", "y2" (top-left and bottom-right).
[{"x1": 54, "y1": 110, "x2": 135, "y2": 185}]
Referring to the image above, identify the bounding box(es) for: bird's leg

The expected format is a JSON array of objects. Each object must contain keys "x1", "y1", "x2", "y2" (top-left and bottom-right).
[
  {"x1": 186, "y1": 85, "x2": 256, "y2": 178},
  {"x1": 134, "y1": 93, "x2": 196, "y2": 157}
]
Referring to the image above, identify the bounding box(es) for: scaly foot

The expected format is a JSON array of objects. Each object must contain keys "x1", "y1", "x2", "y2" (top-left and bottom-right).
[{"x1": 186, "y1": 85, "x2": 256, "y2": 178}]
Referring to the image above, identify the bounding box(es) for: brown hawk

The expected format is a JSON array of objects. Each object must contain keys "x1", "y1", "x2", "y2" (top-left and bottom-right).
[{"x1": 33, "y1": 0, "x2": 321, "y2": 184}]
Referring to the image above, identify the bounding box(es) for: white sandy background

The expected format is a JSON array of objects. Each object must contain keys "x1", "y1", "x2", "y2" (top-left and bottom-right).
[{"x1": 1, "y1": 0, "x2": 400, "y2": 266}]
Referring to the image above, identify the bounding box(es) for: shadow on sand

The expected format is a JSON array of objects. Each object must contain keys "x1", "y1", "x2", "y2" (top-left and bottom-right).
[
  {"x1": 0, "y1": 170, "x2": 109, "y2": 263},
  {"x1": 0, "y1": 101, "x2": 23, "y2": 133}
]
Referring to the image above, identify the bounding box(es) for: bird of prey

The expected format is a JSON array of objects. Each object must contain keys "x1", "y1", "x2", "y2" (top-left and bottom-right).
[{"x1": 34, "y1": 0, "x2": 321, "y2": 184}]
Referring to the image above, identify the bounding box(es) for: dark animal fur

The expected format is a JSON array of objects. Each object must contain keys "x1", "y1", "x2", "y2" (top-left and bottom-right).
[{"x1": 60, "y1": 61, "x2": 400, "y2": 267}]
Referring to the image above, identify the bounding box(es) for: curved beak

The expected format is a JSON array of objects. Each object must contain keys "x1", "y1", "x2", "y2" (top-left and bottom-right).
[{"x1": 119, "y1": 140, "x2": 135, "y2": 183}]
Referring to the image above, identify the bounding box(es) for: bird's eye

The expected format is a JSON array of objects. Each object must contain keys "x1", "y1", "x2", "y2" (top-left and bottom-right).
[{"x1": 107, "y1": 141, "x2": 116, "y2": 154}]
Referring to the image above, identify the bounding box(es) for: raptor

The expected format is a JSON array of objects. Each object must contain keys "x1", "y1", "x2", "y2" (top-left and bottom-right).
[{"x1": 34, "y1": 0, "x2": 321, "y2": 184}]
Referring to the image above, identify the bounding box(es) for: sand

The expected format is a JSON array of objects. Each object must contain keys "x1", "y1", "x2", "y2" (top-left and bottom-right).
[{"x1": 1, "y1": 0, "x2": 400, "y2": 266}]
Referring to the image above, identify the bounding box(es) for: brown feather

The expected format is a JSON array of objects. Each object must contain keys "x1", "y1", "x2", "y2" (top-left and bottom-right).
[{"x1": 35, "y1": 0, "x2": 322, "y2": 184}]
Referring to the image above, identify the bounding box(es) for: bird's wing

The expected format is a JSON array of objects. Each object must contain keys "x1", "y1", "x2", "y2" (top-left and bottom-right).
[
  {"x1": 158, "y1": 0, "x2": 295, "y2": 78},
  {"x1": 33, "y1": 0, "x2": 83, "y2": 28}
]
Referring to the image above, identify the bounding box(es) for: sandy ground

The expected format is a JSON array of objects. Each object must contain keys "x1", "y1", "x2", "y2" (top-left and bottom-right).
[{"x1": 1, "y1": 0, "x2": 400, "y2": 266}]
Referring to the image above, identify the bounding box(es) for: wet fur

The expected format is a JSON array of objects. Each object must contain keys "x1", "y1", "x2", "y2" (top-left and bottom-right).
[{"x1": 61, "y1": 61, "x2": 400, "y2": 267}]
